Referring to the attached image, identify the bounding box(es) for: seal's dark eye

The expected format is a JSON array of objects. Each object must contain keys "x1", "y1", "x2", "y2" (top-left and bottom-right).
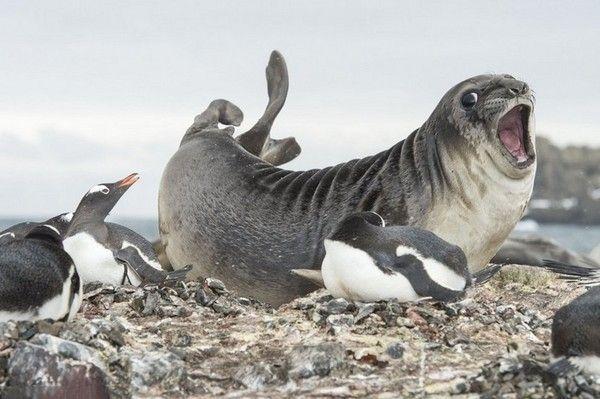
[{"x1": 461, "y1": 92, "x2": 478, "y2": 109}]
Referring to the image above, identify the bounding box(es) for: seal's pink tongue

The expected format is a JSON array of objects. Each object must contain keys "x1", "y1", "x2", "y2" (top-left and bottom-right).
[{"x1": 498, "y1": 106, "x2": 527, "y2": 163}]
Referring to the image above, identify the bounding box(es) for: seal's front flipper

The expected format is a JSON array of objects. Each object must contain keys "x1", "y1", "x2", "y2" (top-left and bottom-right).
[
  {"x1": 291, "y1": 269, "x2": 324, "y2": 287},
  {"x1": 183, "y1": 99, "x2": 244, "y2": 144},
  {"x1": 236, "y1": 51, "x2": 301, "y2": 166},
  {"x1": 116, "y1": 247, "x2": 167, "y2": 285}
]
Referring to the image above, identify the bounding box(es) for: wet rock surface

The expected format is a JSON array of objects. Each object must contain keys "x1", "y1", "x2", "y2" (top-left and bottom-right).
[{"x1": 0, "y1": 266, "x2": 597, "y2": 397}]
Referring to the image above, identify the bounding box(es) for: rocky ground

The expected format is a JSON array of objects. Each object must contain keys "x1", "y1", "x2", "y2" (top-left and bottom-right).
[{"x1": 0, "y1": 266, "x2": 598, "y2": 398}]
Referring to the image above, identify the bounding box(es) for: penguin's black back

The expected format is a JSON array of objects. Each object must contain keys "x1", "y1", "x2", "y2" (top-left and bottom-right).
[
  {"x1": 552, "y1": 287, "x2": 600, "y2": 357},
  {"x1": 331, "y1": 220, "x2": 469, "y2": 278},
  {"x1": 0, "y1": 231, "x2": 74, "y2": 313}
]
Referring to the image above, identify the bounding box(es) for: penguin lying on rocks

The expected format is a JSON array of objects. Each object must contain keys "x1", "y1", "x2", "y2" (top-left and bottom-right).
[
  {"x1": 0, "y1": 212, "x2": 73, "y2": 245},
  {"x1": 0, "y1": 225, "x2": 81, "y2": 322},
  {"x1": 63, "y1": 173, "x2": 190, "y2": 286},
  {"x1": 292, "y1": 212, "x2": 587, "y2": 303},
  {"x1": 549, "y1": 286, "x2": 600, "y2": 376}
]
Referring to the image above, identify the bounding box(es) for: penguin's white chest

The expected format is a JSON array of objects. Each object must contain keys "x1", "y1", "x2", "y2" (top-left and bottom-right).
[
  {"x1": 321, "y1": 240, "x2": 421, "y2": 302},
  {"x1": 63, "y1": 232, "x2": 137, "y2": 285}
]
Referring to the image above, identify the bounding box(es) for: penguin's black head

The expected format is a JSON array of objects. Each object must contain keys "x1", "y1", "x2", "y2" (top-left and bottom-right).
[
  {"x1": 70, "y1": 173, "x2": 139, "y2": 226},
  {"x1": 43, "y1": 212, "x2": 74, "y2": 236},
  {"x1": 329, "y1": 211, "x2": 385, "y2": 240}
]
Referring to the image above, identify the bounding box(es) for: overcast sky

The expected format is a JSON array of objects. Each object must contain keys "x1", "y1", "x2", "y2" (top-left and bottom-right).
[{"x1": 1, "y1": 1, "x2": 599, "y2": 218}]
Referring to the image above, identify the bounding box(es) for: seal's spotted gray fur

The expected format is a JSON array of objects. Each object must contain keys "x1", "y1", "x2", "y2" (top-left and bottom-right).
[{"x1": 159, "y1": 52, "x2": 536, "y2": 305}]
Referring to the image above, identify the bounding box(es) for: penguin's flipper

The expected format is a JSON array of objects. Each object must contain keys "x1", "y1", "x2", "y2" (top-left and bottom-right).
[
  {"x1": 25, "y1": 225, "x2": 64, "y2": 248},
  {"x1": 291, "y1": 269, "x2": 324, "y2": 287},
  {"x1": 472, "y1": 264, "x2": 504, "y2": 286},
  {"x1": 236, "y1": 51, "x2": 301, "y2": 166},
  {"x1": 115, "y1": 247, "x2": 167, "y2": 285},
  {"x1": 163, "y1": 265, "x2": 192, "y2": 284},
  {"x1": 547, "y1": 357, "x2": 578, "y2": 377},
  {"x1": 541, "y1": 259, "x2": 600, "y2": 286}
]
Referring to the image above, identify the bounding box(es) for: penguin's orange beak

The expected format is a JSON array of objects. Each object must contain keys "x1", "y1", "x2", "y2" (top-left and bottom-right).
[{"x1": 116, "y1": 173, "x2": 140, "y2": 188}]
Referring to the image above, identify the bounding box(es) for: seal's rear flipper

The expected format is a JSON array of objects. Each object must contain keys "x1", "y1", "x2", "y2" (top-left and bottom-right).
[
  {"x1": 183, "y1": 99, "x2": 244, "y2": 145},
  {"x1": 291, "y1": 269, "x2": 324, "y2": 287},
  {"x1": 261, "y1": 137, "x2": 301, "y2": 166},
  {"x1": 236, "y1": 50, "x2": 302, "y2": 166}
]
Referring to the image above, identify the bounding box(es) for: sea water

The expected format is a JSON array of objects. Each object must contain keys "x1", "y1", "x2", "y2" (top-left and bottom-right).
[{"x1": 2, "y1": 218, "x2": 600, "y2": 256}]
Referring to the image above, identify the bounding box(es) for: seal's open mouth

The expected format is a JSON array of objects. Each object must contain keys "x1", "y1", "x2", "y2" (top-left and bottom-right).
[{"x1": 497, "y1": 105, "x2": 533, "y2": 168}]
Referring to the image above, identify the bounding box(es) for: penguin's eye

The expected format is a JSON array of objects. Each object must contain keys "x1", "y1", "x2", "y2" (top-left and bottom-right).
[
  {"x1": 88, "y1": 184, "x2": 110, "y2": 195},
  {"x1": 461, "y1": 92, "x2": 478, "y2": 109}
]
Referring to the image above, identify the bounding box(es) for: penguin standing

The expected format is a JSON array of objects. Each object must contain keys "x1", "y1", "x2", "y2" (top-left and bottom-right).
[
  {"x1": 0, "y1": 212, "x2": 73, "y2": 245},
  {"x1": 0, "y1": 225, "x2": 81, "y2": 322},
  {"x1": 63, "y1": 173, "x2": 188, "y2": 286},
  {"x1": 293, "y1": 212, "x2": 589, "y2": 303}
]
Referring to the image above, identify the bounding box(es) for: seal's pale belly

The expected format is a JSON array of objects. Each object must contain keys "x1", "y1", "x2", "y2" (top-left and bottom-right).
[{"x1": 422, "y1": 151, "x2": 536, "y2": 271}]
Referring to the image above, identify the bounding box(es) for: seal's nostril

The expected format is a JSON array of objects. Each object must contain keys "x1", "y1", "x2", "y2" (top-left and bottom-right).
[
  {"x1": 509, "y1": 87, "x2": 520, "y2": 95},
  {"x1": 521, "y1": 83, "x2": 529, "y2": 94}
]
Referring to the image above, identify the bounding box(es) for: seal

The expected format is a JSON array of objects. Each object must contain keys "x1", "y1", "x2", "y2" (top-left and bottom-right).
[
  {"x1": 159, "y1": 51, "x2": 537, "y2": 305},
  {"x1": 64, "y1": 174, "x2": 189, "y2": 286},
  {"x1": 0, "y1": 225, "x2": 81, "y2": 322}
]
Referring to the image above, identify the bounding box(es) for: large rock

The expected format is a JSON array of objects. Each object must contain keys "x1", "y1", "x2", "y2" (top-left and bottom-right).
[
  {"x1": 5, "y1": 342, "x2": 110, "y2": 399},
  {"x1": 529, "y1": 136, "x2": 600, "y2": 224}
]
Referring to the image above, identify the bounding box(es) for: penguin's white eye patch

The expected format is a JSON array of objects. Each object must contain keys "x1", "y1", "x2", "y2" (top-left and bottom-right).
[
  {"x1": 61, "y1": 212, "x2": 74, "y2": 222},
  {"x1": 89, "y1": 185, "x2": 110, "y2": 195}
]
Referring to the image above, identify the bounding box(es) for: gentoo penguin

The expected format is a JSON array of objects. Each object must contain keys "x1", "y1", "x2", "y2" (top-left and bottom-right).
[
  {"x1": 0, "y1": 212, "x2": 73, "y2": 245},
  {"x1": 292, "y1": 212, "x2": 480, "y2": 302},
  {"x1": 63, "y1": 173, "x2": 189, "y2": 286},
  {"x1": 549, "y1": 286, "x2": 600, "y2": 376},
  {"x1": 0, "y1": 225, "x2": 81, "y2": 322},
  {"x1": 292, "y1": 212, "x2": 589, "y2": 303}
]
